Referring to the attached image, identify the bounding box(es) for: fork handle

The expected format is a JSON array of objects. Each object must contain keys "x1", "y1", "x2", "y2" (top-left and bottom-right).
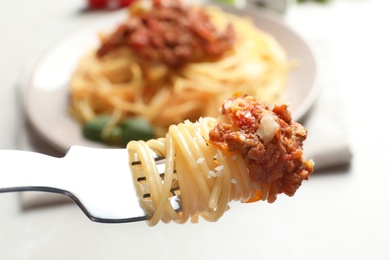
[{"x1": 0, "y1": 150, "x2": 66, "y2": 193}]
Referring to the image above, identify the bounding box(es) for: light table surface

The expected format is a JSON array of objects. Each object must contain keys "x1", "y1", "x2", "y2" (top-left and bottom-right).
[{"x1": 0, "y1": 0, "x2": 389, "y2": 259}]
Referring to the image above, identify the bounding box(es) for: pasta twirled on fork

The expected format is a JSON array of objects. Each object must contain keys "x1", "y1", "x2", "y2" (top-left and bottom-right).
[{"x1": 127, "y1": 94, "x2": 314, "y2": 226}]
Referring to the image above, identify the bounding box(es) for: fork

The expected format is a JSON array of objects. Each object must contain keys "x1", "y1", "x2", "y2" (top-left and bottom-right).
[{"x1": 0, "y1": 146, "x2": 180, "y2": 223}]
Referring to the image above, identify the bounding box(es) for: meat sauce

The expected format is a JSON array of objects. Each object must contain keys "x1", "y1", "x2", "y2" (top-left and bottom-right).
[
  {"x1": 209, "y1": 94, "x2": 314, "y2": 203},
  {"x1": 97, "y1": 0, "x2": 235, "y2": 68}
]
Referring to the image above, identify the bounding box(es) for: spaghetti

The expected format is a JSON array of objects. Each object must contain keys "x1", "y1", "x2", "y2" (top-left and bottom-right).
[
  {"x1": 69, "y1": 0, "x2": 290, "y2": 145},
  {"x1": 127, "y1": 94, "x2": 313, "y2": 226}
]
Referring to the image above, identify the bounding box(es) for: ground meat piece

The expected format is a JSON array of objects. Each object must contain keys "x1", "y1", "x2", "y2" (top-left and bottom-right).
[
  {"x1": 97, "y1": 0, "x2": 236, "y2": 68},
  {"x1": 209, "y1": 94, "x2": 314, "y2": 202}
]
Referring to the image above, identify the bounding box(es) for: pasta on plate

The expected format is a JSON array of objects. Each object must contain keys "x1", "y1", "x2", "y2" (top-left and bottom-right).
[
  {"x1": 69, "y1": 0, "x2": 290, "y2": 146},
  {"x1": 128, "y1": 94, "x2": 314, "y2": 226}
]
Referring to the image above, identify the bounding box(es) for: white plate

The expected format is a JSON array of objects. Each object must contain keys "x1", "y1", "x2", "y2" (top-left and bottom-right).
[{"x1": 22, "y1": 4, "x2": 319, "y2": 153}]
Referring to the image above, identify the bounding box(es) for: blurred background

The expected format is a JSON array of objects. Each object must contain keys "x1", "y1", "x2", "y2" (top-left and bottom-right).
[{"x1": 1, "y1": 0, "x2": 390, "y2": 259}]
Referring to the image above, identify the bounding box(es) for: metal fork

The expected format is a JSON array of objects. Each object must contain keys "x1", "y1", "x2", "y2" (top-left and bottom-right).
[{"x1": 0, "y1": 146, "x2": 180, "y2": 223}]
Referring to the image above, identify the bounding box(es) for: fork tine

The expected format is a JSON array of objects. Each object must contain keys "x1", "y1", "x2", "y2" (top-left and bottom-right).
[
  {"x1": 131, "y1": 158, "x2": 181, "y2": 209},
  {"x1": 133, "y1": 160, "x2": 180, "y2": 193}
]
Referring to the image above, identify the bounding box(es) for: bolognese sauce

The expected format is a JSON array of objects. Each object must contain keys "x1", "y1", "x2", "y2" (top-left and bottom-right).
[
  {"x1": 209, "y1": 94, "x2": 314, "y2": 203},
  {"x1": 97, "y1": 0, "x2": 236, "y2": 68}
]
